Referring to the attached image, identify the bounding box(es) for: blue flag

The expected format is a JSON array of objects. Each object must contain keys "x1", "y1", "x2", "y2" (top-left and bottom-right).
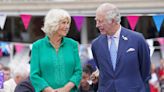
[{"x1": 153, "y1": 15, "x2": 164, "y2": 32}]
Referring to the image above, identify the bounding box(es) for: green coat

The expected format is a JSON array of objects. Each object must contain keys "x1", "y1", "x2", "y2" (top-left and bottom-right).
[{"x1": 30, "y1": 36, "x2": 82, "y2": 92}]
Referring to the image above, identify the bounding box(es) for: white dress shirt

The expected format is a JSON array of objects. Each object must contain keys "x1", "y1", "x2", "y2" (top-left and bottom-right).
[
  {"x1": 3, "y1": 78, "x2": 17, "y2": 92},
  {"x1": 107, "y1": 26, "x2": 121, "y2": 52}
]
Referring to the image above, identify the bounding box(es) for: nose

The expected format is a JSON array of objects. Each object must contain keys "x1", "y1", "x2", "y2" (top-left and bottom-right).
[
  {"x1": 65, "y1": 24, "x2": 70, "y2": 30},
  {"x1": 96, "y1": 21, "x2": 100, "y2": 28}
]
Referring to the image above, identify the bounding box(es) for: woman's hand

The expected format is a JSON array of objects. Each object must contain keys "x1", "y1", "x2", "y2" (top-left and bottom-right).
[
  {"x1": 43, "y1": 87, "x2": 54, "y2": 92},
  {"x1": 54, "y1": 82, "x2": 75, "y2": 92},
  {"x1": 54, "y1": 87, "x2": 68, "y2": 92}
]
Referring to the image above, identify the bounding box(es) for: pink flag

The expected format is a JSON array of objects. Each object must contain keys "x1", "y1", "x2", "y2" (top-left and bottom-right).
[
  {"x1": 15, "y1": 43, "x2": 24, "y2": 53},
  {"x1": 126, "y1": 16, "x2": 139, "y2": 31},
  {"x1": 73, "y1": 16, "x2": 84, "y2": 32},
  {"x1": 0, "y1": 49, "x2": 2, "y2": 57},
  {"x1": 20, "y1": 14, "x2": 32, "y2": 30},
  {"x1": 157, "y1": 38, "x2": 164, "y2": 45}
]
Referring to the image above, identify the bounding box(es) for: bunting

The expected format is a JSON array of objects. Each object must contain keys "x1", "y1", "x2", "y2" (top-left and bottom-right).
[
  {"x1": 157, "y1": 38, "x2": 164, "y2": 45},
  {"x1": 152, "y1": 15, "x2": 164, "y2": 32},
  {"x1": 0, "y1": 14, "x2": 7, "y2": 30},
  {"x1": 73, "y1": 16, "x2": 84, "y2": 32},
  {"x1": 20, "y1": 14, "x2": 32, "y2": 30},
  {"x1": 146, "y1": 39, "x2": 154, "y2": 57},
  {"x1": 15, "y1": 43, "x2": 24, "y2": 53},
  {"x1": 126, "y1": 16, "x2": 139, "y2": 31},
  {"x1": 0, "y1": 49, "x2": 2, "y2": 57}
]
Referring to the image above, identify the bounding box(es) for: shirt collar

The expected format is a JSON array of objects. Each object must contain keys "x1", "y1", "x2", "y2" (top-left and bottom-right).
[
  {"x1": 107, "y1": 25, "x2": 121, "y2": 39},
  {"x1": 45, "y1": 36, "x2": 65, "y2": 47}
]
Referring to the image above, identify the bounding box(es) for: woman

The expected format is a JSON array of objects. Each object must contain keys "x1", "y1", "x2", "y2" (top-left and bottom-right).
[{"x1": 30, "y1": 9, "x2": 82, "y2": 92}]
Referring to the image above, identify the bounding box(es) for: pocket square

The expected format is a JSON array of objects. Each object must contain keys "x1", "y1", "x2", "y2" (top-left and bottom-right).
[{"x1": 126, "y1": 48, "x2": 135, "y2": 53}]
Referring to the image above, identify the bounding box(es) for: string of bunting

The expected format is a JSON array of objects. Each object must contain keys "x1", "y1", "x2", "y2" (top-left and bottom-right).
[{"x1": 0, "y1": 14, "x2": 163, "y2": 32}]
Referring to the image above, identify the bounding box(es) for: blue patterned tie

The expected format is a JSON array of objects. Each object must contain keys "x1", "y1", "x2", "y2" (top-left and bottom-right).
[{"x1": 109, "y1": 36, "x2": 117, "y2": 70}]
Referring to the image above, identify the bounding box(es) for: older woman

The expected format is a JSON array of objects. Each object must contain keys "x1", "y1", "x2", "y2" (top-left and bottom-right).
[{"x1": 30, "y1": 9, "x2": 82, "y2": 92}]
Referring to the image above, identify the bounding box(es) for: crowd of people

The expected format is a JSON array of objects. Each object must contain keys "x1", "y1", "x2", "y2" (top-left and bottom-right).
[
  {"x1": 0, "y1": 2, "x2": 163, "y2": 92},
  {"x1": 0, "y1": 58, "x2": 163, "y2": 92}
]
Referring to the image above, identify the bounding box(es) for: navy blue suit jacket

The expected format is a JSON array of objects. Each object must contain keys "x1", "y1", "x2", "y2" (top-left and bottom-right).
[{"x1": 91, "y1": 27, "x2": 151, "y2": 92}]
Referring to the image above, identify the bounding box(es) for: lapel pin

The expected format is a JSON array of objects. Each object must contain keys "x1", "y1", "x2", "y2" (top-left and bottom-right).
[{"x1": 122, "y1": 35, "x2": 128, "y2": 40}]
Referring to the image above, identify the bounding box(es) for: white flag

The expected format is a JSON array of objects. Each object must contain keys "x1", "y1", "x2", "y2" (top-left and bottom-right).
[
  {"x1": 146, "y1": 39, "x2": 153, "y2": 47},
  {"x1": 146, "y1": 39, "x2": 154, "y2": 57},
  {"x1": 0, "y1": 14, "x2": 7, "y2": 30}
]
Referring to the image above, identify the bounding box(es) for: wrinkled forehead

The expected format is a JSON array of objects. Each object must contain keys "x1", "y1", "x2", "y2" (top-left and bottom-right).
[
  {"x1": 95, "y1": 11, "x2": 106, "y2": 21},
  {"x1": 96, "y1": 3, "x2": 116, "y2": 15},
  {"x1": 97, "y1": 3, "x2": 116, "y2": 11}
]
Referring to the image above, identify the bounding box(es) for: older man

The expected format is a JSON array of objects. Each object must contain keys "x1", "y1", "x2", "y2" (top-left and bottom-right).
[
  {"x1": 3, "y1": 63, "x2": 29, "y2": 92},
  {"x1": 91, "y1": 3, "x2": 151, "y2": 92}
]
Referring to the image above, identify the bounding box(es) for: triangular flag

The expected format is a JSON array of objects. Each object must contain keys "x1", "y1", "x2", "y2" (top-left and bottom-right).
[
  {"x1": 126, "y1": 16, "x2": 139, "y2": 31},
  {"x1": 15, "y1": 43, "x2": 24, "y2": 53},
  {"x1": 20, "y1": 14, "x2": 32, "y2": 30},
  {"x1": 146, "y1": 39, "x2": 154, "y2": 47},
  {"x1": 153, "y1": 15, "x2": 164, "y2": 32},
  {"x1": 149, "y1": 46, "x2": 155, "y2": 57},
  {"x1": 157, "y1": 38, "x2": 164, "y2": 45},
  {"x1": 73, "y1": 16, "x2": 84, "y2": 32},
  {"x1": 0, "y1": 42, "x2": 10, "y2": 55},
  {"x1": 0, "y1": 49, "x2": 2, "y2": 57},
  {"x1": 146, "y1": 39, "x2": 154, "y2": 57},
  {"x1": 0, "y1": 14, "x2": 7, "y2": 30}
]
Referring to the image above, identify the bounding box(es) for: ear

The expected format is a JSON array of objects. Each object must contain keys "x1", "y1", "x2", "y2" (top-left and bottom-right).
[
  {"x1": 111, "y1": 18, "x2": 117, "y2": 25},
  {"x1": 112, "y1": 18, "x2": 115, "y2": 23}
]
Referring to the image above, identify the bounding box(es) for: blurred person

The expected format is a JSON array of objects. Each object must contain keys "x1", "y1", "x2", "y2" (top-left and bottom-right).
[
  {"x1": 91, "y1": 3, "x2": 151, "y2": 92},
  {"x1": 158, "y1": 59, "x2": 164, "y2": 83},
  {"x1": 30, "y1": 9, "x2": 82, "y2": 92},
  {"x1": 1, "y1": 66, "x2": 11, "y2": 81},
  {"x1": 87, "y1": 59, "x2": 97, "y2": 72},
  {"x1": 79, "y1": 45, "x2": 90, "y2": 67},
  {"x1": 0, "y1": 63, "x2": 4, "y2": 71},
  {"x1": 14, "y1": 76, "x2": 35, "y2": 92},
  {"x1": 158, "y1": 59, "x2": 164, "y2": 92},
  {"x1": 14, "y1": 50, "x2": 34, "y2": 92},
  {"x1": 3, "y1": 63, "x2": 29, "y2": 92},
  {"x1": 149, "y1": 64, "x2": 160, "y2": 92},
  {"x1": 79, "y1": 65, "x2": 95, "y2": 92}
]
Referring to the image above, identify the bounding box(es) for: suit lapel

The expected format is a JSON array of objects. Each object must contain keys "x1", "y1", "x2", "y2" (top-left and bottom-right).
[
  {"x1": 100, "y1": 35, "x2": 115, "y2": 72},
  {"x1": 116, "y1": 27, "x2": 129, "y2": 69}
]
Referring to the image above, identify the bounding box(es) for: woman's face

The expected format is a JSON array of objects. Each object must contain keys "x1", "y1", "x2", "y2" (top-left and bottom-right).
[{"x1": 56, "y1": 17, "x2": 70, "y2": 37}]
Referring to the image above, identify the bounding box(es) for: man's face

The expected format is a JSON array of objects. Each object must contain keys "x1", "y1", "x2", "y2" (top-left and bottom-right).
[
  {"x1": 95, "y1": 11, "x2": 113, "y2": 35},
  {"x1": 2, "y1": 70, "x2": 10, "y2": 81}
]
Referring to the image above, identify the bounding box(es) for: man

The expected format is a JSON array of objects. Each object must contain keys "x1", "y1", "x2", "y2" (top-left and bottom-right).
[
  {"x1": 91, "y1": 3, "x2": 151, "y2": 92},
  {"x1": 1, "y1": 66, "x2": 11, "y2": 81},
  {"x1": 14, "y1": 76, "x2": 35, "y2": 92},
  {"x1": 3, "y1": 63, "x2": 29, "y2": 92}
]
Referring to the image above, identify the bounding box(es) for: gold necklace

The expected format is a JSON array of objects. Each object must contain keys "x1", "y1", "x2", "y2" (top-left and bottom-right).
[{"x1": 50, "y1": 40, "x2": 61, "y2": 50}]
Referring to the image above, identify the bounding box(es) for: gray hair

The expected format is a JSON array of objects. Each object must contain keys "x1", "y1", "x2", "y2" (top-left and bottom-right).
[
  {"x1": 97, "y1": 3, "x2": 121, "y2": 24},
  {"x1": 41, "y1": 9, "x2": 71, "y2": 36},
  {"x1": 12, "y1": 63, "x2": 29, "y2": 79}
]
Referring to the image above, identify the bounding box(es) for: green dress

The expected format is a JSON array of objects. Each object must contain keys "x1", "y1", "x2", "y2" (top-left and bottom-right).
[{"x1": 30, "y1": 36, "x2": 82, "y2": 92}]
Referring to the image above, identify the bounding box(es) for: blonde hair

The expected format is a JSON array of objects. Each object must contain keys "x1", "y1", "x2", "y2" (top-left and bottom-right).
[{"x1": 41, "y1": 9, "x2": 71, "y2": 36}]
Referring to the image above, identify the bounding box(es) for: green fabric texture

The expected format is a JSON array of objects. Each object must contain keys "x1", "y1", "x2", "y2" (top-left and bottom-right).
[{"x1": 30, "y1": 36, "x2": 82, "y2": 92}]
